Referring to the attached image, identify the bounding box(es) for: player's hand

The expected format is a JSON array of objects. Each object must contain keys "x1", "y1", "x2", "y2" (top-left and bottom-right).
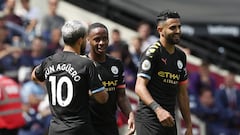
[
  {"x1": 127, "y1": 112, "x2": 135, "y2": 135},
  {"x1": 88, "y1": 90, "x2": 92, "y2": 96},
  {"x1": 155, "y1": 107, "x2": 175, "y2": 127},
  {"x1": 185, "y1": 126, "x2": 193, "y2": 135}
]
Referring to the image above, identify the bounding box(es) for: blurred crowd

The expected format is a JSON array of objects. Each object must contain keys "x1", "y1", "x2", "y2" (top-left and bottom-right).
[
  {"x1": 0, "y1": 0, "x2": 64, "y2": 135},
  {"x1": 188, "y1": 61, "x2": 240, "y2": 135},
  {"x1": 0, "y1": 0, "x2": 239, "y2": 135}
]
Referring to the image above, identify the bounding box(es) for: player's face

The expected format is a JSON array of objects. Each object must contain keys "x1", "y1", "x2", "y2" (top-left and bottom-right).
[
  {"x1": 88, "y1": 27, "x2": 109, "y2": 55},
  {"x1": 163, "y1": 18, "x2": 181, "y2": 45}
]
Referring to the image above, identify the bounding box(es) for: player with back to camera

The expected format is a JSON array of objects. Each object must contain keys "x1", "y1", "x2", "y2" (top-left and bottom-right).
[
  {"x1": 135, "y1": 10, "x2": 193, "y2": 135},
  {"x1": 31, "y1": 20, "x2": 109, "y2": 135}
]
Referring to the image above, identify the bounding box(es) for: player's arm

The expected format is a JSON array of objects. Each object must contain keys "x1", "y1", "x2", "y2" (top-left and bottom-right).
[
  {"x1": 177, "y1": 82, "x2": 193, "y2": 135},
  {"x1": 117, "y1": 88, "x2": 135, "y2": 134},
  {"x1": 31, "y1": 65, "x2": 46, "y2": 86},
  {"x1": 88, "y1": 61, "x2": 109, "y2": 104},
  {"x1": 135, "y1": 77, "x2": 154, "y2": 107},
  {"x1": 92, "y1": 89, "x2": 108, "y2": 104},
  {"x1": 31, "y1": 66, "x2": 39, "y2": 82},
  {"x1": 135, "y1": 76, "x2": 174, "y2": 127}
]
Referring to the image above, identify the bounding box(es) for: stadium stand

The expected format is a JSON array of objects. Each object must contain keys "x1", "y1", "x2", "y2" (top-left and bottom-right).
[
  {"x1": 10, "y1": 0, "x2": 240, "y2": 135},
  {"x1": 66, "y1": 0, "x2": 240, "y2": 74},
  {"x1": 62, "y1": 1, "x2": 240, "y2": 134}
]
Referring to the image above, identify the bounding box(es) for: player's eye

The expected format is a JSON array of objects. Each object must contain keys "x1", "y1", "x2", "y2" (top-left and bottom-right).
[{"x1": 94, "y1": 38, "x2": 101, "y2": 42}]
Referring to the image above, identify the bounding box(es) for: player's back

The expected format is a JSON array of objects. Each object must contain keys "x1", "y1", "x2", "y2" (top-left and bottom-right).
[{"x1": 41, "y1": 51, "x2": 100, "y2": 135}]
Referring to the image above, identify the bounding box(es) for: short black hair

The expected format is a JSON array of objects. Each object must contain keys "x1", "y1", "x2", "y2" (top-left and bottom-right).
[
  {"x1": 156, "y1": 10, "x2": 180, "y2": 23},
  {"x1": 112, "y1": 28, "x2": 120, "y2": 34},
  {"x1": 88, "y1": 23, "x2": 108, "y2": 35}
]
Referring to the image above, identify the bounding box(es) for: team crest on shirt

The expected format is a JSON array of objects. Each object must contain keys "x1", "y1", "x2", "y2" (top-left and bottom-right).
[
  {"x1": 111, "y1": 66, "x2": 118, "y2": 74},
  {"x1": 142, "y1": 60, "x2": 151, "y2": 71},
  {"x1": 177, "y1": 60, "x2": 183, "y2": 69}
]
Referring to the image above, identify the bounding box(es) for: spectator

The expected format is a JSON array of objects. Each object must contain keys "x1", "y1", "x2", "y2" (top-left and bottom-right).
[
  {"x1": 17, "y1": 0, "x2": 42, "y2": 45},
  {"x1": 129, "y1": 36, "x2": 142, "y2": 67},
  {"x1": 0, "y1": 65, "x2": 25, "y2": 135},
  {"x1": 0, "y1": 28, "x2": 21, "y2": 60},
  {"x1": 188, "y1": 60, "x2": 217, "y2": 96},
  {"x1": 3, "y1": 0, "x2": 23, "y2": 26},
  {"x1": 37, "y1": 94, "x2": 51, "y2": 135},
  {"x1": 31, "y1": 37, "x2": 46, "y2": 66},
  {"x1": 45, "y1": 28, "x2": 63, "y2": 56},
  {"x1": 0, "y1": 44, "x2": 26, "y2": 81},
  {"x1": 18, "y1": 66, "x2": 32, "y2": 84},
  {"x1": 24, "y1": 36, "x2": 47, "y2": 67},
  {"x1": 0, "y1": 15, "x2": 12, "y2": 45},
  {"x1": 215, "y1": 72, "x2": 240, "y2": 135},
  {"x1": 40, "y1": 0, "x2": 65, "y2": 42},
  {"x1": 0, "y1": 0, "x2": 5, "y2": 11},
  {"x1": 18, "y1": 68, "x2": 46, "y2": 135},
  {"x1": 108, "y1": 44, "x2": 122, "y2": 60},
  {"x1": 191, "y1": 87, "x2": 228, "y2": 135},
  {"x1": 107, "y1": 28, "x2": 128, "y2": 55},
  {"x1": 2, "y1": 0, "x2": 27, "y2": 42},
  {"x1": 136, "y1": 21, "x2": 158, "y2": 52},
  {"x1": 121, "y1": 48, "x2": 137, "y2": 90}
]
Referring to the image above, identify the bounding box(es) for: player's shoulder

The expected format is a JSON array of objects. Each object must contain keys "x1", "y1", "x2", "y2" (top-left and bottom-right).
[
  {"x1": 144, "y1": 41, "x2": 162, "y2": 56},
  {"x1": 78, "y1": 55, "x2": 95, "y2": 64},
  {"x1": 106, "y1": 54, "x2": 122, "y2": 64},
  {"x1": 80, "y1": 54, "x2": 90, "y2": 60},
  {"x1": 175, "y1": 46, "x2": 187, "y2": 57},
  {"x1": 59, "y1": 52, "x2": 94, "y2": 66}
]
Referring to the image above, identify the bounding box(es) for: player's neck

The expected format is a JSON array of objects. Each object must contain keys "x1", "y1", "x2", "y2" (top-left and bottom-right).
[
  {"x1": 88, "y1": 52, "x2": 106, "y2": 62},
  {"x1": 63, "y1": 45, "x2": 80, "y2": 54},
  {"x1": 160, "y1": 39, "x2": 175, "y2": 54}
]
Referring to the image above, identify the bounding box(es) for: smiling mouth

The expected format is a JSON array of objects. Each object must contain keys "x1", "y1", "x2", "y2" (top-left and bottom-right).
[
  {"x1": 173, "y1": 34, "x2": 180, "y2": 38},
  {"x1": 97, "y1": 45, "x2": 106, "y2": 52},
  {"x1": 173, "y1": 35, "x2": 181, "y2": 40}
]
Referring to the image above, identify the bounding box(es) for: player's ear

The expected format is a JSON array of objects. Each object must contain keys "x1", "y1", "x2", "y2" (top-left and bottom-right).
[
  {"x1": 76, "y1": 37, "x2": 83, "y2": 45},
  {"x1": 157, "y1": 25, "x2": 163, "y2": 33}
]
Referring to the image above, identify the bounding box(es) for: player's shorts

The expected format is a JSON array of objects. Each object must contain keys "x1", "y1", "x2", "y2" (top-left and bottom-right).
[
  {"x1": 93, "y1": 123, "x2": 119, "y2": 135},
  {"x1": 136, "y1": 120, "x2": 177, "y2": 135},
  {"x1": 48, "y1": 123, "x2": 95, "y2": 135}
]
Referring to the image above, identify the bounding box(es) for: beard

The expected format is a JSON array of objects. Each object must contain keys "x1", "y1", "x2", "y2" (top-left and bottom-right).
[{"x1": 166, "y1": 34, "x2": 181, "y2": 45}]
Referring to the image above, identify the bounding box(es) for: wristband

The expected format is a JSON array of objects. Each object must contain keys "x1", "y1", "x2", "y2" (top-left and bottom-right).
[{"x1": 149, "y1": 101, "x2": 161, "y2": 111}]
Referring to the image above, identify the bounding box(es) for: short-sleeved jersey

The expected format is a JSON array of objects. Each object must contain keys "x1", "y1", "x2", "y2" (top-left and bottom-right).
[
  {"x1": 88, "y1": 54, "x2": 125, "y2": 126},
  {"x1": 136, "y1": 41, "x2": 188, "y2": 122},
  {"x1": 34, "y1": 51, "x2": 105, "y2": 135}
]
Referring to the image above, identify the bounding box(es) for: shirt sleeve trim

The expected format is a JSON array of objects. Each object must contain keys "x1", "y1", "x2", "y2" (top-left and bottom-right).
[
  {"x1": 137, "y1": 73, "x2": 151, "y2": 80},
  {"x1": 117, "y1": 84, "x2": 126, "y2": 89},
  {"x1": 179, "y1": 79, "x2": 188, "y2": 85},
  {"x1": 91, "y1": 87, "x2": 105, "y2": 94}
]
